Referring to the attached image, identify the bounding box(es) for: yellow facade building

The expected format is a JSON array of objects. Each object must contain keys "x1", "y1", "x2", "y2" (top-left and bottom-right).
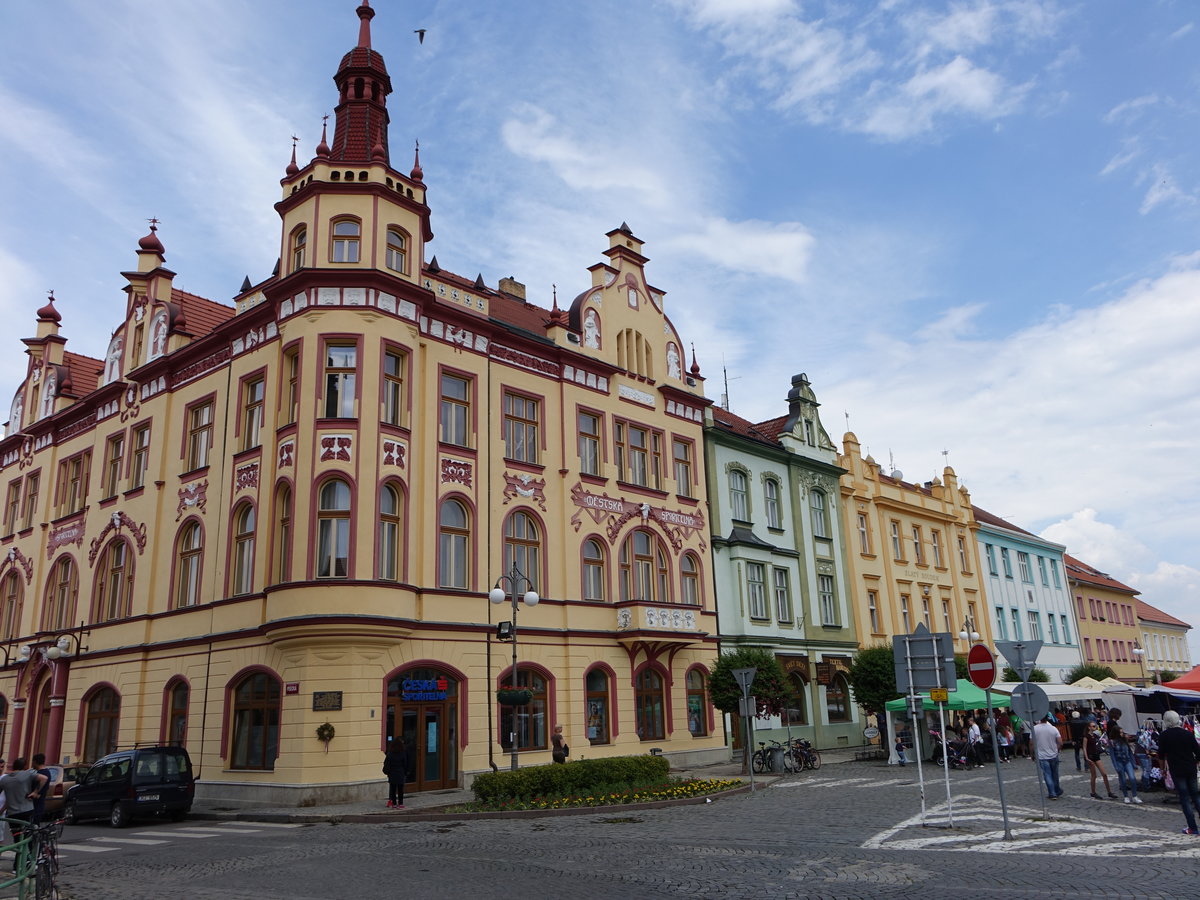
[
  {"x1": 0, "y1": 3, "x2": 724, "y2": 805},
  {"x1": 1063, "y1": 555, "x2": 1147, "y2": 686},
  {"x1": 1137, "y1": 600, "x2": 1193, "y2": 683},
  {"x1": 837, "y1": 434, "x2": 993, "y2": 668}
]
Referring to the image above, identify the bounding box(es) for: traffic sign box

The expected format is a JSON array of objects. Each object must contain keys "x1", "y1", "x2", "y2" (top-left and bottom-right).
[{"x1": 967, "y1": 644, "x2": 997, "y2": 690}]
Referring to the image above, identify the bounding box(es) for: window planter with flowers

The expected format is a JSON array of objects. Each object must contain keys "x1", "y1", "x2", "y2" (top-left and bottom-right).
[{"x1": 496, "y1": 686, "x2": 533, "y2": 706}]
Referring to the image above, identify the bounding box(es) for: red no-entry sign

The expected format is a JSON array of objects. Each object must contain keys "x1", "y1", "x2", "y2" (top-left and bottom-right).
[{"x1": 967, "y1": 643, "x2": 997, "y2": 690}]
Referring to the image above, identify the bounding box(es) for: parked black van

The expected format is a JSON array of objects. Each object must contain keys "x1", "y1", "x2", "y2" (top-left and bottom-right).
[{"x1": 63, "y1": 745, "x2": 195, "y2": 827}]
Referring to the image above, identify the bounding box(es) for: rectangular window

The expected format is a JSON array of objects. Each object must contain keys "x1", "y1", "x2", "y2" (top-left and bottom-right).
[
  {"x1": 1037, "y1": 556, "x2": 1049, "y2": 586},
  {"x1": 673, "y1": 439, "x2": 692, "y2": 497},
  {"x1": 818, "y1": 574, "x2": 837, "y2": 626},
  {"x1": 3, "y1": 479, "x2": 19, "y2": 535},
  {"x1": 1060, "y1": 614, "x2": 1070, "y2": 644},
  {"x1": 502, "y1": 392, "x2": 539, "y2": 463},
  {"x1": 614, "y1": 422, "x2": 660, "y2": 488},
  {"x1": 911, "y1": 525, "x2": 923, "y2": 564},
  {"x1": 283, "y1": 347, "x2": 299, "y2": 426},
  {"x1": 995, "y1": 606, "x2": 1007, "y2": 640},
  {"x1": 323, "y1": 344, "x2": 357, "y2": 418},
  {"x1": 1017, "y1": 551, "x2": 1032, "y2": 582},
  {"x1": 56, "y1": 451, "x2": 91, "y2": 518},
  {"x1": 578, "y1": 412, "x2": 601, "y2": 476},
  {"x1": 773, "y1": 567, "x2": 792, "y2": 623},
  {"x1": 958, "y1": 537, "x2": 970, "y2": 573},
  {"x1": 1050, "y1": 559, "x2": 1062, "y2": 587},
  {"x1": 439, "y1": 374, "x2": 471, "y2": 446},
  {"x1": 1010, "y1": 608, "x2": 1021, "y2": 640},
  {"x1": 921, "y1": 597, "x2": 931, "y2": 629},
  {"x1": 130, "y1": 424, "x2": 150, "y2": 490},
  {"x1": 1075, "y1": 595, "x2": 1084, "y2": 619},
  {"x1": 868, "y1": 590, "x2": 880, "y2": 633},
  {"x1": 21, "y1": 472, "x2": 39, "y2": 531},
  {"x1": 383, "y1": 350, "x2": 404, "y2": 426},
  {"x1": 931, "y1": 530, "x2": 943, "y2": 568},
  {"x1": 746, "y1": 563, "x2": 767, "y2": 619},
  {"x1": 1048, "y1": 614, "x2": 1059, "y2": 644},
  {"x1": 891, "y1": 522, "x2": 903, "y2": 560},
  {"x1": 243, "y1": 378, "x2": 264, "y2": 450},
  {"x1": 1000, "y1": 547, "x2": 1013, "y2": 578},
  {"x1": 900, "y1": 594, "x2": 911, "y2": 632},
  {"x1": 857, "y1": 514, "x2": 871, "y2": 554},
  {"x1": 764, "y1": 479, "x2": 782, "y2": 529},
  {"x1": 103, "y1": 433, "x2": 125, "y2": 498},
  {"x1": 986, "y1": 544, "x2": 998, "y2": 575},
  {"x1": 1084, "y1": 637, "x2": 1093, "y2": 660},
  {"x1": 187, "y1": 402, "x2": 213, "y2": 470},
  {"x1": 942, "y1": 599, "x2": 951, "y2": 632}
]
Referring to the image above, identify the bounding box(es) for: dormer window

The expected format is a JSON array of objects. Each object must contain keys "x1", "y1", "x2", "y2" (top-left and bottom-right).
[
  {"x1": 331, "y1": 219, "x2": 360, "y2": 263},
  {"x1": 291, "y1": 227, "x2": 307, "y2": 272},
  {"x1": 385, "y1": 228, "x2": 407, "y2": 273}
]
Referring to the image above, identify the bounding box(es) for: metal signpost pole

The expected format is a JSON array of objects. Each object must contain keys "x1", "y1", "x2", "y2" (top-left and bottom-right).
[
  {"x1": 903, "y1": 635, "x2": 928, "y2": 824},
  {"x1": 986, "y1": 687, "x2": 1013, "y2": 840},
  {"x1": 1017, "y1": 642, "x2": 1049, "y2": 820},
  {"x1": 732, "y1": 667, "x2": 758, "y2": 793},
  {"x1": 969, "y1": 641, "x2": 1012, "y2": 841},
  {"x1": 932, "y1": 651, "x2": 953, "y2": 827}
]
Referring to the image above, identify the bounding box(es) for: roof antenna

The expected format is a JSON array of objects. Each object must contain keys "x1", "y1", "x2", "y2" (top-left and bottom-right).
[
  {"x1": 941, "y1": 447, "x2": 951, "y2": 468},
  {"x1": 844, "y1": 410, "x2": 851, "y2": 433},
  {"x1": 720, "y1": 357, "x2": 739, "y2": 411}
]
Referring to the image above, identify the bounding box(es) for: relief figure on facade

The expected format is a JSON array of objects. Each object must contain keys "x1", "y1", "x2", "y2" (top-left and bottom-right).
[
  {"x1": 666, "y1": 343, "x2": 681, "y2": 379},
  {"x1": 583, "y1": 309, "x2": 601, "y2": 349},
  {"x1": 104, "y1": 332, "x2": 123, "y2": 384}
]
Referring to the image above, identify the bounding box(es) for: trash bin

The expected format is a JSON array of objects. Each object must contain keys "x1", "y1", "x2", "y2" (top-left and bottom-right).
[{"x1": 769, "y1": 746, "x2": 786, "y2": 773}]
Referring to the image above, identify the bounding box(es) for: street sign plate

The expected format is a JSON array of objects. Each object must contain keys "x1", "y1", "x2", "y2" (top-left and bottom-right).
[
  {"x1": 1009, "y1": 682, "x2": 1050, "y2": 724},
  {"x1": 893, "y1": 623, "x2": 957, "y2": 692},
  {"x1": 732, "y1": 667, "x2": 757, "y2": 696},
  {"x1": 738, "y1": 696, "x2": 757, "y2": 717},
  {"x1": 994, "y1": 640, "x2": 1043, "y2": 682},
  {"x1": 929, "y1": 688, "x2": 949, "y2": 703},
  {"x1": 967, "y1": 644, "x2": 997, "y2": 690}
]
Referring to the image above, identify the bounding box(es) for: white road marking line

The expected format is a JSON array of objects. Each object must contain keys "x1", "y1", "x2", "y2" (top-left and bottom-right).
[
  {"x1": 58, "y1": 844, "x2": 122, "y2": 853},
  {"x1": 177, "y1": 826, "x2": 262, "y2": 834},
  {"x1": 90, "y1": 836, "x2": 168, "y2": 846},
  {"x1": 225, "y1": 821, "x2": 304, "y2": 828},
  {"x1": 134, "y1": 830, "x2": 217, "y2": 839}
]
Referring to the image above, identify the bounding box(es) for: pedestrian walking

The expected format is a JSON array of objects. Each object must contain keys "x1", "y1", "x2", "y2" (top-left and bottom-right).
[
  {"x1": 30, "y1": 753, "x2": 52, "y2": 824},
  {"x1": 551, "y1": 724, "x2": 568, "y2": 763},
  {"x1": 383, "y1": 737, "x2": 409, "y2": 809},
  {"x1": 895, "y1": 737, "x2": 908, "y2": 766},
  {"x1": 1034, "y1": 714, "x2": 1064, "y2": 799},
  {"x1": 1158, "y1": 710, "x2": 1200, "y2": 834},
  {"x1": 1085, "y1": 721, "x2": 1117, "y2": 799},
  {"x1": 1106, "y1": 707, "x2": 1142, "y2": 804},
  {"x1": 1069, "y1": 710, "x2": 1087, "y2": 772},
  {"x1": 0, "y1": 758, "x2": 48, "y2": 871}
]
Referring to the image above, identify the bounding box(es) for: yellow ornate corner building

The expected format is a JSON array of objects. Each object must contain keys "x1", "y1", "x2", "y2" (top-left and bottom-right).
[{"x1": 0, "y1": 3, "x2": 723, "y2": 806}]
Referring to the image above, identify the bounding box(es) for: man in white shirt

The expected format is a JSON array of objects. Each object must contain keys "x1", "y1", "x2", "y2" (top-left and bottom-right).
[
  {"x1": 1033, "y1": 715, "x2": 1064, "y2": 799},
  {"x1": 967, "y1": 716, "x2": 985, "y2": 767}
]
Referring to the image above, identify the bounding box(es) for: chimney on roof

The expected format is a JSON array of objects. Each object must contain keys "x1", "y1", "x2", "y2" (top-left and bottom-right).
[{"x1": 498, "y1": 276, "x2": 526, "y2": 301}]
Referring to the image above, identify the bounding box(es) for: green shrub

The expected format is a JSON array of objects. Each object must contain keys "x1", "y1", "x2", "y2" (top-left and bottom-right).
[{"x1": 472, "y1": 755, "x2": 670, "y2": 803}]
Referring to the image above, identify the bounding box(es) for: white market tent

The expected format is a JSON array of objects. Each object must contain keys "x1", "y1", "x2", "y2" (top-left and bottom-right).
[{"x1": 989, "y1": 682, "x2": 1106, "y2": 704}]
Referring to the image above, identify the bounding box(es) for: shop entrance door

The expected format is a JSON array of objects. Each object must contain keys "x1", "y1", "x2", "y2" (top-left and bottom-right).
[{"x1": 386, "y1": 668, "x2": 458, "y2": 792}]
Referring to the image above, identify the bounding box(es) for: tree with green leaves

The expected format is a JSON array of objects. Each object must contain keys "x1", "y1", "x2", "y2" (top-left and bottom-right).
[
  {"x1": 1002, "y1": 665, "x2": 1049, "y2": 683},
  {"x1": 847, "y1": 644, "x2": 900, "y2": 716},
  {"x1": 954, "y1": 653, "x2": 969, "y2": 681},
  {"x1": 1154, "y1": 670, "x2": 1179, "y2": 684},
  {"x1": 709, "y1": 646, "x2": 793, "y2": 772},
  {"x1": 1064, "y1": 663, "x2": 1116, "y2": 684}
]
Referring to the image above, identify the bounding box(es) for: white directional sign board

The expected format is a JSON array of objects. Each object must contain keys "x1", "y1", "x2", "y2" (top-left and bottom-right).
[
  {"x1": 893, "y1": 623, "x2": 957, "y2": 693},
  {"x1": 994, "y1": 640, "x2": 1043, "y2": 683}
]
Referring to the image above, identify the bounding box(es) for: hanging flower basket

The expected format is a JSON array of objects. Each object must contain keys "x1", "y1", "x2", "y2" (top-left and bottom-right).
[{"x1": 496, "y1": 688, "x2": 533, "y2": 706}]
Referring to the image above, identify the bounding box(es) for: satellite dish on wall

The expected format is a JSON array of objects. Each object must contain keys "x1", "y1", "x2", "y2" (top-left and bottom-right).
[{"x1": 891, "y1": 469, "x2": 904, "y2": 481}]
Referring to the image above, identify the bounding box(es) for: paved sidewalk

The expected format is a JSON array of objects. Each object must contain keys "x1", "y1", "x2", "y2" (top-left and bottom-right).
[{"x1": 190, "y1": 744, "x2": 875, "y2": 824}]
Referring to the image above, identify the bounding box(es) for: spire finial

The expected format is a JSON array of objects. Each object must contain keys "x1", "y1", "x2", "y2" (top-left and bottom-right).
[
  {"x1": 139, "y1": 219, "x2": 165, "y2": 253},
  {"x1": 316, "y1": 115, "x2": 330, "y2": 158},
  {"x1": 286, "y1": 135, "x2": 300, "y2": 176},
  {"x1": 689, "y1": 342, "x2": 701, "y2": 376},
  {"x1": 38, "y1": 290, "x2": 62, "y2": 323},
  {"x1": 410, "y1": 139, "x2": 424, "y2": 181},
  {"x1": 357, "y1": 1, "x2": 375, "y2": 48},
  {"x1": 552, "y1": 284, "x2": 558, "y2": 310}
]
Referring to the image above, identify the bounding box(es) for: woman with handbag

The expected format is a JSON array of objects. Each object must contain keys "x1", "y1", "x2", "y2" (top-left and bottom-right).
[
  {"x1": 1106, "y1": 708, "x2": 1141, "y2": 804},
  {"x1": 1085, "y1": 721, "x2": 1117, "y2": 799}
]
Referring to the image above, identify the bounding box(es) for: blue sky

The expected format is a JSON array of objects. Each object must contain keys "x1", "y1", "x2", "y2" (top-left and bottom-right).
[{"x1": 1, "y1": 1, "x2": 1198, "y2": 661}]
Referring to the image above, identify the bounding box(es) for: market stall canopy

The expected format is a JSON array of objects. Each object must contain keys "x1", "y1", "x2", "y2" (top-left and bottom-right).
[
  {"x1": 1101, "y1": 677, "x2": 1134, "y2": 689},
  {"x1": 1069, "y1": 676, "x2": 1109, "y2": 692},
  {"x1": 884, "y1": 678, "x2": 994, "y2": 713},
  {"x1": 1162, "y1": 664, "x2": 1200, "y2": 692}
]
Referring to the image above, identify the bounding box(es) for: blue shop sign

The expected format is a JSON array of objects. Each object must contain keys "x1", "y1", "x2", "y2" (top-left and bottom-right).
[{"x1": 401, "y1": 677, "x2": 448, "y2": 701}]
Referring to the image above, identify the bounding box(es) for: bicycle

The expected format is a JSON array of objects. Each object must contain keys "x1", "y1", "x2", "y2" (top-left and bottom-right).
[
  {"x1": 752, "y1": 740, "x2": 799, "y2": 774},
  {"x1": 21, "y1": 819, "x2": 64, "y2": 900},
  {"x1": 790, "y1": 738, "x2": 822, "y2": 770}
]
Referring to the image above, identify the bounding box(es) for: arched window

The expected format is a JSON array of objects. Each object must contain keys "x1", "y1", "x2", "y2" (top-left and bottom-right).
[
  {"x1": 83, "y1": 687, "x2": 120, "y2": 762},
  {"x1": 826, "y1": 672, "x2": 850, "y2": 722},
  {"x1": 290, "y1": 226, "x2": 307, "y2": 272},
  {"x1": 165, "y1": 680, "x2": 189, "y2": 745},
  {"x1": 273, "y1": 484, "x2": 292, "y2": 584},
  {"x1": 686, "y1": 669, "x2": 708, "y2": 736},
  {"x1": 680, "y1": 553, "x2": 700, "y2": 606},
  {"x1": 730, "y1": 469, "x2": 749, "y2": 520},
  {"x1": 585, "y1": 668, "x2": 610, "y2": 745},
  {"x1": 93, "y1": 540, "x2": 133, "y2": 623},
  {"x1": 810, "y1": 490, "x2": 830, "y2": 538},
  {"x1": 378, "y1": 483, "x2": 403, "y2": 581},
  {"x1": 503, "y1": 511, "x2": 540, "y2": 590},
  {"x1": 44, "y1": 556, "x2": 77, "y2": 632},
  {"x1": 438, "y1": 499, "x2": 470, "y2": 589},
  {"x1": 784, "y1": 671, "x2": 808, "y2": 726},
  {"x1": 1, "y1": 571, "x2": 22, "y2": 640},
  {"x1": 331, "y1": 218, "x2": 360, "y2": 263},
  {"x1": 619, "y1": 530, "x2": 669, "y2": 603},
  {"x1": 232, "y1": 505, "x2": 256, "y2": 595},
  {"x1": 499, "y1": 669, "x2": 547, "y2": 752},
  {"x1": 582, "y1": 539, "x2": 606, "y2": 601},
  {"x1": 635, "y1": 668, "x2": 666, "y2": 740},
  {"x1": 175, "y1": 521, "x2": 203, "y2": 608},
  {"x1": 385, "y1": 228, "x2": 407, "y2": 273},
  {"x1": 764, "y1": 477, "x2": 782, "y2": 529},
  {"x1": 316, "y1": 480, "x2": 351, "y2": 578},
  {"x1": 230, "y1": 671, "x2": 281, "y2": 770}
]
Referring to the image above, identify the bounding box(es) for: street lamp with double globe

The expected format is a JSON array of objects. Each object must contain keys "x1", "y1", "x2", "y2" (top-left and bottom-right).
[{"x1": 490, "y1": 563, "x2": 539, "y2": 771}]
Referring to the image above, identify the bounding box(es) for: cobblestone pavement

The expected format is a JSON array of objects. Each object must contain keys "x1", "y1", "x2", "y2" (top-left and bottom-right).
[{"x1": 40, "y1": 760, "x2": 1200, "y2": 900}]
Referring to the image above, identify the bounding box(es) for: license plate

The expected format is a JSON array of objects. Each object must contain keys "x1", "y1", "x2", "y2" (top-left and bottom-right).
[{"x1": 138, "y1": 794, "x2": 160, "y2": 802}]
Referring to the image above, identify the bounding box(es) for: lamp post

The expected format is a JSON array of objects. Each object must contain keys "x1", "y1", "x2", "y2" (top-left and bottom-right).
[
  {"x1": 958, "y1": 615, "x2": 980, "y2": 645},
  {"x1": 490, "y1": 562, "x2": 539, "y2": 771},
  {"x1": 1131, "y1": 641, "x2": 1146, "y2": 685}
]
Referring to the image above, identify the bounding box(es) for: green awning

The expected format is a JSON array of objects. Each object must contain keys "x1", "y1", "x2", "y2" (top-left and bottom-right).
[{"x1": 884, "y1": 678, "x2": 996, "y2": 713}]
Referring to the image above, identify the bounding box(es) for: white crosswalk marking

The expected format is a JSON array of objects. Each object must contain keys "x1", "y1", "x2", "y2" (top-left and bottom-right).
[
  {"x1": 229, "y1": 821, "x2": 304, "y2": 828},
  {"x1": 175, "y1": 825, "x2": 262, "y2": 834},
  {"x1": 90, "y1": 836, "x2": 168, "y2": 846},
  {"x1": 134, "y1": 830, "x2": 217, "y2": 839},
  {"x1": 57, "y1": 844, "x2": 121, "y2": 853}
]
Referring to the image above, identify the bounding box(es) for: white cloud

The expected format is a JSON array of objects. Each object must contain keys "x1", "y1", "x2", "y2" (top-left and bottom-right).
[
  {"x1": 660, "y1": 217, "x2": 815, "y2": 284},
  {"x1": 1168, "y1": 22, "x2": 1194, "y2": 40},
  {"x1": 1138, "y1": 163, "x2": 1196, "y2": 214},
  {"x1": 1103, "y1": 94, "x2": 1160, "y2": 125},
  {"x1": 1099, "y1": 141, "x2": 1139, "y2": 176},
  {"x1": 1040, "y1": 509, "x2": 1153, "y2": 573}
]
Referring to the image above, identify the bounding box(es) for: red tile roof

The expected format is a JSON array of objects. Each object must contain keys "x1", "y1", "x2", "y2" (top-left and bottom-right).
[
  {"x1": 1063, "y1": 554, "x2": 1138, "y2": 595},
  {"x1": 171, "y1": 288, "x2": 235, "y2": 338},
  {"x1": 754, "y1": 415, "x2": 788, "y2": 442},
  {"x1": 62, "y1": 351, "x2": 102, "y2": 397},
  {"x1": 709, "y1": 407, "x2": 778, "y2": 448},
  {"x1": 1136, "y1": 599, "x2": 1192, "y2": 630},
  {"x1": 972, "y1": 505, "x2": 1038, "y2": 537}
]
